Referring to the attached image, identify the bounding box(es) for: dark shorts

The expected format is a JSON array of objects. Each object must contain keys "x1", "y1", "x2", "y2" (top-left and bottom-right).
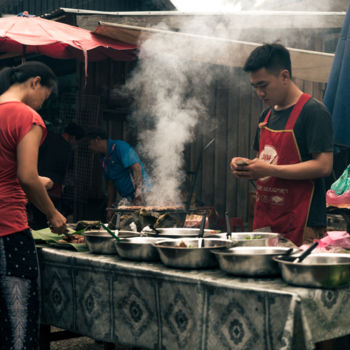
[{"x1": 0, "y1": 229, "x2": 40, "y2": 350}]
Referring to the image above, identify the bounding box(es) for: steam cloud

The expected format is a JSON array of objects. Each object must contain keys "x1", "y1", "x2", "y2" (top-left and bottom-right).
[
  {"x1": 124, "y1": 0, "x2": 340, "y2": 206},
  {"x1": 125, "y1": 24, "x2": 216, "y2": 205}
]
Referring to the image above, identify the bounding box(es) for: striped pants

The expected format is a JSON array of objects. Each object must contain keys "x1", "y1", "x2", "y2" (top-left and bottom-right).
[{"x1": 0, "y1": 229, "x2": 40, "y2": 350}]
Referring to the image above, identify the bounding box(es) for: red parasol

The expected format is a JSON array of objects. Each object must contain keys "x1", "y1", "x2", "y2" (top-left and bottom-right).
[{"x1": 0, "y1": 15, "x2": 138, "y2": 80}]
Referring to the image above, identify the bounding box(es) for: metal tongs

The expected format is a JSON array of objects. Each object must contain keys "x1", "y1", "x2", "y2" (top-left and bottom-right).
[
  {"x1": 198, "y1": 212, "x2": 207, "y2": 248},
  {"x1": 225, "y1": 212, "x2": 231, "y2": 240}
]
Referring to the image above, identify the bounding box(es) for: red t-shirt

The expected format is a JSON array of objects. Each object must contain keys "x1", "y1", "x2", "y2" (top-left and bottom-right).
[{"x1": 0, "y1": 101, "x2": 46, "y2": 236}]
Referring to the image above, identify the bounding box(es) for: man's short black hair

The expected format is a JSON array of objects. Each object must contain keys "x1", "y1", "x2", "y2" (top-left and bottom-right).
[
  {"x1": 63, "y1": 122, "x2": 85, "y2": 140},
  {"x1": 86, "y1": 127, "x2": 107, "y2": 140},
  {"x1": 243, "y1": 43, "x2": 292, "y2": 77}
]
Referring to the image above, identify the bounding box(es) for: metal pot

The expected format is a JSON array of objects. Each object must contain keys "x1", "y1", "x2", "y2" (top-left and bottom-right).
[
  {"x1": 212, "y1": 246, "x2": 295, "y2": 277},
  {"x1": 274, "y1": 253, "x2": 350, "y2": 288},
  {"x1": 114, "y1": 236, "x2": 165, "y2": 261},
  {"x1": 153, "y1": 238, "x2": 233, "y2": 269}
]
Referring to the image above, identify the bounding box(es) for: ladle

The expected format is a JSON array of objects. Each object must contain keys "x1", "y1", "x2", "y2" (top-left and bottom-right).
[{"x1": 225, "y1": 211, "x2": 231, "y2": 239}]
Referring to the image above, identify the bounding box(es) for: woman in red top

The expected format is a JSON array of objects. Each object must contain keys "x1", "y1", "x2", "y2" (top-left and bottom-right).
[{"x1": 0, "y1": 61, "x2": 66, "y2": 350}]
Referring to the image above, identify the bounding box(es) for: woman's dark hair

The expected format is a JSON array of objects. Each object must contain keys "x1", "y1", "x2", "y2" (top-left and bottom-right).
[
  {"x1": 0, "y1": 61, "x2": 57, "y2": 95},
  {"x1": 243, "y1": 43, "x2": 292, "y2": 78}
]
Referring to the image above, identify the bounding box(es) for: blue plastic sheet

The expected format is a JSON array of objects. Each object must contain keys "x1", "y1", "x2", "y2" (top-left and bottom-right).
[{"x1": 324, "y1": 3, "x2": 350, "y2": 148}]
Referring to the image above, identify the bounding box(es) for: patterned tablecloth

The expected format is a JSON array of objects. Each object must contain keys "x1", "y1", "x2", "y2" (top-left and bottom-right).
[{"x1": 37, "y1": 247, "x2": 350, "y2": 350}]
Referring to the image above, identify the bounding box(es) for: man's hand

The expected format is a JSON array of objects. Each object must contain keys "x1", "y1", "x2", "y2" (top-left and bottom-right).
[
  {"x1": 230, "y1": 157, "x2": 252, "y2": 178},
  {"x1": 132, "y1": 187, "x2": 144, "y2": 205}
]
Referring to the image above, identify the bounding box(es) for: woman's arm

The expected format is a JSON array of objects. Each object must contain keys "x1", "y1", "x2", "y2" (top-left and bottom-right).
[{"x1": 17, "y1": 125, "x2": 66, "y2": 233}]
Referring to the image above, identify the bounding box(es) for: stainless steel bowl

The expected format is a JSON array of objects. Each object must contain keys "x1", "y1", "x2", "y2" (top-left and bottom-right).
[
  {"x1": 145, "y1": 227, "x2": 219, "y2": 238},
  {"x1": 153, "y1": 238, "x2": 233, "y2": 269},
  {"x1": 274, "y1": 253, "x2": 350, "y2": 288},
  {"x1": 212, "y1": 246, "x2": 294, "y2": 277},
  {"x1": 114, "y1": 236, "x2": 165, "y2": 261},
  {"x1": 83, "y1": 230, "x2": 117, "y2": 254}
]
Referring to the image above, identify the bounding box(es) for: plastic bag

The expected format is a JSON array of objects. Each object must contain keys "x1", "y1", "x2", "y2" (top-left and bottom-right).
[{"x1": 331, "y1": 164, "x2": 350, "y2": 195}]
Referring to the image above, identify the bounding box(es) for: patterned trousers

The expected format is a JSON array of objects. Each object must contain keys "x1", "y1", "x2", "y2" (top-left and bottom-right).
[{"x1": 0, "y1": 229, "x2": 40, "y2": 350}]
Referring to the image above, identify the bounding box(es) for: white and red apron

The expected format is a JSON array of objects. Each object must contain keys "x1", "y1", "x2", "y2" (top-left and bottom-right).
[{"x1": 253, "y1": 93, "x2": 314, "y2": 246}]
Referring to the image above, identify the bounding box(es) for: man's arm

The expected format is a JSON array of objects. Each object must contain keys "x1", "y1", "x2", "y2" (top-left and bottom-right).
[
  {"x1": 231, "y1": 152, "x2": 333, "y2": 180},
  {"x1": 130, "y1": 162, "x2": 144, "y2": 204},
  {"x1": 17, "y1": 125, "x2": 66, "y2": 233}
]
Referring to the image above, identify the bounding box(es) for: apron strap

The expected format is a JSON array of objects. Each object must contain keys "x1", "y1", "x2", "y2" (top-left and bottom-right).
[
  {"x1": 285, "y1": 93, "x2": 311, "y2": 129},
  {"x1": 263, "y1": 93, "x2": 311, "y2": 128}
]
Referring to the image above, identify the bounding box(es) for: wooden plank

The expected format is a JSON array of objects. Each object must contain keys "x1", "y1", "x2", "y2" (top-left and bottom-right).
[
  {"x1": 213, "y1": 84, "x2": 228, "y2": 215},
  {"x1": 236, "y1": 75, "x2": 252, "y2": 220},
  {"x1": 226, "y1": 67, "x2": 241, "y2": 217},
  {"x1": 74, "y1": 11, "x2": 345, "y2": 31},
  {"x1": 95, "y1": 22, "x2": 335, "y2": 83}
]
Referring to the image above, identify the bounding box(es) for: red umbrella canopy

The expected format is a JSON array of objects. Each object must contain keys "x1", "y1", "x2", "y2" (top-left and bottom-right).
[{"x1": 0, "y1": 15, "x2": 138, "y2": 62}]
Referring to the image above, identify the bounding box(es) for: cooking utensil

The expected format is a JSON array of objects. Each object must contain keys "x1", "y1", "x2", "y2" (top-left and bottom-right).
[
  {"x1": 293, "y1": 241, "x2": 318, "y2": 263},
  {"x1": 198, "y1": 212, "x2": 207, "y2": 248},
  {"x1": 153, "y1": 238, "x2": 233, "y2": 269},
  {"x1": 114, "y1": 236, "x2": 165, "y2": 261},
  {"x1": 225, "y1": 212, "x2": 231, "y2": 239},
  {"x1": 149, "y1": 223, "x2": 161, "y2": 235},
  {"x1": 212, "y1": 246, "x2": 297, "y2": 277},
  {"x1": 83, "y1": 230, "x2": 117, "y2": 254},
  {"x1": 101, "y1": 223, "x2": 121, "y2": 242},
  {"x1": 114, "y1": 212, "x2": 121, "y2": 235},
  {"x1": 274, "y1": 253, "x2": 350, "y2": 288}
]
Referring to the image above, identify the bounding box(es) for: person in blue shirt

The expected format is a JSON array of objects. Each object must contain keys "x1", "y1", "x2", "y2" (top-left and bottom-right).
[{"x1": 87, "y1": 129, "x2": 151, "y2": 219}]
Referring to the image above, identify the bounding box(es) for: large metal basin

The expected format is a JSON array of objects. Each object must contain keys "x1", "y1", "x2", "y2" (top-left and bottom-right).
[
  {"x1": 213, "y1": 246, "x2": 295, "y2": 277},
  {"x1": 274, "y1": 253, "x2": 350, "y2": 288},
  {"x1": 83, "y1": 230, "x2": 117, "y2": 254},
  {"x1": 114, "y1": 236, "x2": 166, "y2": 261},
  {"x1": 153, "y1": 238, "x2": 233, "y2": 269}
]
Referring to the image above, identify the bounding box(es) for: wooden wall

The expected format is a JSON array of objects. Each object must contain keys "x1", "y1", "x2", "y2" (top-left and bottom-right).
[{"x1": 79, "y1": 59, "x2": 327, "y2": 223}]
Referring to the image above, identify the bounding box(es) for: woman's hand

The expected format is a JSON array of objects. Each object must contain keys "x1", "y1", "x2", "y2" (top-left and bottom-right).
[
  {"x1": 47, "y1": 209, "x2": 67, "y2": 234},
  {"x1": 39, "y1": 176, "x2": 54, "y2": 190}
]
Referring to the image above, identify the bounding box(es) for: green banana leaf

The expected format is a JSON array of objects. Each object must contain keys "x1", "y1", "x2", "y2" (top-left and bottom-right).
[{"x1": 32, "y1": 227, "x2": 89, "y2": 252}]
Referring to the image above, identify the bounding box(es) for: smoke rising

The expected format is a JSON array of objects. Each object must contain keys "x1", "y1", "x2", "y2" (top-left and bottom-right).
[
  {"x1": 125, "y1": 24, "x2": 215, "y2": 205},
  {"x1": 123, "y1": 1, "x2": 343, "y2": 206}
]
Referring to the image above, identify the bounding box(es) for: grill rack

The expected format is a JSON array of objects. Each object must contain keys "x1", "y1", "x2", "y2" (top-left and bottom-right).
[{"x1": 106, "y1": 207, "x2": 207, "y2": 214}]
